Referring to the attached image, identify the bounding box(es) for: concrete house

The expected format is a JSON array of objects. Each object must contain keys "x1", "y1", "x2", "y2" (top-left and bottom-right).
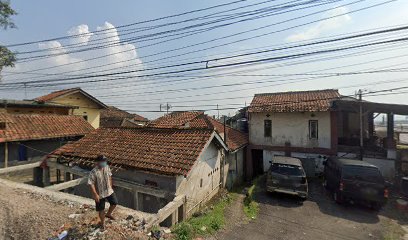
[
  {"x1": 100, "y1": 106, "x2": 148, "y2": 128},
  {"x1": 148, "y1": 111, "x2": 249, "y2": 189},
  {"x1": 34, "y1": 88, "x2": 108, "y2": 128},
  {"x1": 247, "y1": 89, "x2": 339, "y2": 178},
  {"x1": 48, "y1": 127, "x2": 228, "y2": 224},
  {"x1": 0, "y1": 113, "x2": 93, "y2": 168},
  {"x1": 247, "y1": 89, "x2": 408, "y2": 180}
]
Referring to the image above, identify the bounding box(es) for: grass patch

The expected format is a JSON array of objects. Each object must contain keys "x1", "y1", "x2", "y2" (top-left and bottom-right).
[
  {"x1": 243, "y1": 177, "x2": 261, "y2": 219},
  {"x1": 382, "y1": 219, "x2": 405, "y2": 240},
  {"x1": 172, "y1": 193, "x2": 234, "y2": 240}
]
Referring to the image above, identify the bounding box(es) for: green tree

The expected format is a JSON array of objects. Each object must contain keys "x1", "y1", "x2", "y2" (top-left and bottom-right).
[{"x1": 0, "y1": 0, "x2": 17, "y2": 72}]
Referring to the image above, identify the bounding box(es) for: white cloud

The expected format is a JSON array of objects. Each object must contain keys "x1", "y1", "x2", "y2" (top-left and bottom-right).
[
  {"x1": 286, "y1": 7, "x2": 351, "y2": 42},
  {"x1": 67, "y1": 24, "x2": 93, "y2": 45},
  {"x1": 5, "y1": 22, "x2": 143, "y2": 82}
]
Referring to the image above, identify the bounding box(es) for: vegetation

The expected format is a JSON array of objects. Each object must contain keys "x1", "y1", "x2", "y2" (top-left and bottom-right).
[
  {"x1": 382, "y1": 219, "x2": 405, "y2": 240},
  {"x1": 243, "y1": 177, "x2": 261, "y2": 219},
  {"x1": 0, "y1": 0, "x2": 17, "y2": 73},
  {"x1": 172, "y1": 193, "x2": 234, "y2": 240}
]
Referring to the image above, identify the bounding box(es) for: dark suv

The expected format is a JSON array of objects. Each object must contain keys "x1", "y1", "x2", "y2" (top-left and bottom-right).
[
  {"x1": 324, "y1": 157, "x2": 388, "y2": 209},
  {"x1": 266, "y1": 156, "x2": 308, "y2": 199}
]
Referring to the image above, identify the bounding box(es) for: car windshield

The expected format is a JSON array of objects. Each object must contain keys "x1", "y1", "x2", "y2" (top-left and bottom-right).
[
  {"x1": 342, "y1": 166, "x2": 383, "y2": 183},
  {"x1": 270, "y1": 163, "x2": 303, "y2": 176}
]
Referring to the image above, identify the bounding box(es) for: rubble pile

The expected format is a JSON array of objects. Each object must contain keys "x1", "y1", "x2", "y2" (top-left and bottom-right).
[{"x1": 48, "y1": 207, "x2": 151, "y2": 240}]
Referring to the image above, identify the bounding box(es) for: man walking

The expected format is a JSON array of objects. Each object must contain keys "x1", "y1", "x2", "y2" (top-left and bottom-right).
[{"x1": 88, "y1": 155, "x2": 118, "y2": 230}]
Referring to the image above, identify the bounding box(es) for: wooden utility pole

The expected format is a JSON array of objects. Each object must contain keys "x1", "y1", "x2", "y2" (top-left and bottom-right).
[{"x1": 358, "y1": 89, "x2": 364, "y2": 160}]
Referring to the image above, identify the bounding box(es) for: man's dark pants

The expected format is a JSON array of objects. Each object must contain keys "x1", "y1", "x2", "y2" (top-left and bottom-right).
[{"x1": 95, "y1": 193, "x2": 118, "y2": 212}]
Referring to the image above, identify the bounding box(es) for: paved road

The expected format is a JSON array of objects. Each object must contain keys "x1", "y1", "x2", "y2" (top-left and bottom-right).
[{"x1": 215, "y1": 180, "x2": 406, "y2": 240}]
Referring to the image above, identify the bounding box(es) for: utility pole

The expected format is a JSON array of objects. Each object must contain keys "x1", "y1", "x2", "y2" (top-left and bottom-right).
[
  {"x1": 160, "y1": 103, "x2": 171, "y2": 114},
  {"x1": 217, "y1": 104, "x2": 219, "y2": 119},
  {"x1": 358, "y1": 89, "x2": 364, "y2": 160}
]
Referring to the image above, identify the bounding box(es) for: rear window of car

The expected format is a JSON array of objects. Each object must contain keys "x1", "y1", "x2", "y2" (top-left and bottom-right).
[
  {"x1": 342, "y1": 166, "x2": 383, "y2": 183},
  {"x1": 270, "y1": 163, "x2": 303, "y2": 176}
]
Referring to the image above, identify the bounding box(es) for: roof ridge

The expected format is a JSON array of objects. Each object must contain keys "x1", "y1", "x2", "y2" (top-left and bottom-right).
[{"x1": 254, "y1": 89, "x2": 338, "y2": 96}]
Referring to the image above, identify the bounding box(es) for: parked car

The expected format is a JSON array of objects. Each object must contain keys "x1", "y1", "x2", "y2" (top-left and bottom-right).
[
  {"x1": 323, "y1": 157, "x2": 388, "y2": 209},
  {"x1": 266, "y1": 156, "x2": 308, "y2": 199}
]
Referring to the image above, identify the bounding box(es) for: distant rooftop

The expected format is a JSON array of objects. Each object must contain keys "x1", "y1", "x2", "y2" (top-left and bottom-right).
[{"x1": 0, "y1": 99, "x2": 77, "y2": 109}]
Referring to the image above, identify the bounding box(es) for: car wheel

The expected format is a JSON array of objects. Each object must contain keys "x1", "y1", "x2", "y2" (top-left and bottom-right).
[{"x1": 333, "y1": 191, "x2": 343, "y2": 204}]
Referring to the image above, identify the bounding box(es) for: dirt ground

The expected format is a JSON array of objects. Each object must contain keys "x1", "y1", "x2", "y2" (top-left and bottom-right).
[
  {"x1": 0, "y1": 181, "x2": 149, "y2": 240},
  {"x1": 213, "y1": 180, "x2": 408, "y2": 240}
]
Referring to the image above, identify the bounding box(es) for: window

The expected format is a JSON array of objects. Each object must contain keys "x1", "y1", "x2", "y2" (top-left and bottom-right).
[
  {"x1": 0, "y1": 122, "x2": 6, "y2": 130},
  {"x1": 83, "y1": 115, "x2": 88, "y2": 121},
  {"x1": 309, "y1": 120, "x2": 318, "y2": 139},
  {"x1": 264, "y1": 120, "x2": 272, "y2": 137},
  {"x1": 264, "y1": 119, "x2": 272, "y2": 137},
  {"x1": 200, "y1": 178, "x2": 203, "y2": 188}
]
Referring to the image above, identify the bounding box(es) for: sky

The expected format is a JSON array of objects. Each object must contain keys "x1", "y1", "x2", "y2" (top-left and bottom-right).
[{"x1": 1, "y1": 0, "x2": 408, "y2": 119}]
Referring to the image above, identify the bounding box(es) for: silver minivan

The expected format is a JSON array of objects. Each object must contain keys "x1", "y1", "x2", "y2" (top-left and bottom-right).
[{"x1": 266, "y1": 156, "x2": 308, "y2": 199}]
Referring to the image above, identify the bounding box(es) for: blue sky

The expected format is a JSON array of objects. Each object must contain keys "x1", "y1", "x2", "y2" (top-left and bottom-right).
[{"x1": 1, "y1": 0, "x2": 408, "y2": 118}]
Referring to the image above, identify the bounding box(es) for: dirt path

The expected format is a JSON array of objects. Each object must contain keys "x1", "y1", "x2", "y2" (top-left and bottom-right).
[{"x1": 207, "y1": 193, "x2": 248, "y2": 240}]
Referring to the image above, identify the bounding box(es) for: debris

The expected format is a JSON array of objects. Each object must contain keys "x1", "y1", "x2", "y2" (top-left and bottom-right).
[
  {"x1": 126, "y1": 215, "x2": 134, "y2": 220},
  {"x1": 163, "y1": 228, "x2": 171, "y2": 234},
  {"x1": 68, "y1": 214, "x2": 81, "y2": 219},
  {"x1": 200, "y1": 226, "x2": 207, "y2": 231},
  {"x1": 57, "y1": 230, "x2": 68, "y2": 240}
]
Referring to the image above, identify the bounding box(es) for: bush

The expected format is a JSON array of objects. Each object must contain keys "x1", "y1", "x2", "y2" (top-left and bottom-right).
[
  {"x1": 173, "y1": 222, "x2": 194, "y2": 240},
  {"x1": 243, "y1": 178, "x2": 260, "y2": 219}
]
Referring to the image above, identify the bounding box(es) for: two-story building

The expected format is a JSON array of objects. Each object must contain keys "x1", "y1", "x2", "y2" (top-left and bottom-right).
[
  {"x1": 247, "y1": 89, "x2": 408, "y2": 180},
  {"x1": 34, "y1": 88, "x2": 108, "y2": 128}
]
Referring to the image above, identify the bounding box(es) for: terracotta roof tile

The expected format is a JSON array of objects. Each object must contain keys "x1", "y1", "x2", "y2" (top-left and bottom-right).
[
  {"x1": 53, "y1": 128, "x2": 214, "y2": 176},
  {"x1": 249, "y1": 89, "x2": 340, "y2": 113},
  {"x1": 100, "y1": 106, "x2": 148, "y2": 128},
  {"x1": 0, "y1": 113, "x2": 94, "y2": 142},
  {"x1": 148, "y1": 111, "x2": 204, "y2": 128},
  {"x1": 149, "y1": 112, "x2": 248, "y2": 151},
  {"x1": 34, "y1": 88, "x2": 81, "y2": 103}
]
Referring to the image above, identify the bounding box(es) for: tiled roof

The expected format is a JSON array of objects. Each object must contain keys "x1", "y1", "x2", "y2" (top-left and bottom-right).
[
  {"x1": 0, "y1": 99, "x2": 76, "y2": 109},
  {"x1": 101, "y1": 106, "x2": 147, "y2": 122},
  {"x1": 34, "y1": 88, "x2": 81, "y2": 103},
  {"x1": 52, "y1": 128, "x2": 215, "y2": 176},
  {"x1": 34, "y1": 88, "x2": 108, "y2": 109},
  {"x1": 149, "y1": 112, "x2": 248, "y2": 151},
  {"x1": 0, "y1": 113, "x2": 94, "y2": 142},
  {"x1": 249, "y1": 89, "x2": 340, "y2": 113},
  {"x1": 148, "y1": 111, "x2": 204, "y2": 128}
]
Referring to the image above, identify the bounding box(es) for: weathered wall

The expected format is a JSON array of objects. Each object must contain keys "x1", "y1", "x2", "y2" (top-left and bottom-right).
[
  {"x1": 175, "y1": 141, "x2": 222, "y2": 216},
  {"x1": 249, "y1": 112, "x2": 331, "y2": 148},
  {"x1": 225, "y1": 148, "x2": 245, "y2": 189},
  {"x1": 52, "y1": 92, "x2": 101, "y2": 128},
  {"x1": 363, "y1": 157, "x2": 396, "y2": 181},
  {"x1": 0, "y1": 139, "x2": 70, "y2": 163}
]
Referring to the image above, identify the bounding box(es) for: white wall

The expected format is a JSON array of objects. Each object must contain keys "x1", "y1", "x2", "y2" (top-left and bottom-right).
[
  {"x1": 175, "y1": 141, "x2": 222, "y2": 215},
  {"x1": 363, "y1": 157, "x2": 395, "y2": 181},
  {"x1": 249, "y1": 112, "x2": 331, "y2": 149}
]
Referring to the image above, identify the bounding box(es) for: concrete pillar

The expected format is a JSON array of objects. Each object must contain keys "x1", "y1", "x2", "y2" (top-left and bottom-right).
[
  {"x1": 65, "y1": 172, "x2": 71, "y2": 182},
  {"x1": 133, "y1": 191, "x2": 139, "y2": 210},
  {"x1": 33, "y1": 167, "x2": 43, "y2": 187},
  {"x1": 42, "y1": 167, "x2": 51, "y2": 187},
  {"x1": 387, "y1": 113, "x2": 396, "y2": 149}
]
